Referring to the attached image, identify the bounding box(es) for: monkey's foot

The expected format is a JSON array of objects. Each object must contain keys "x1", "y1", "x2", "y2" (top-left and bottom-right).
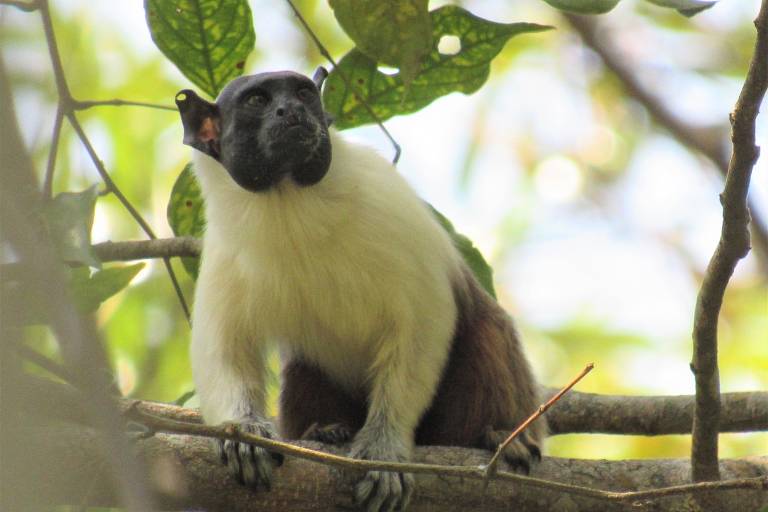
[
  {"x1": 300, "y1": 422, "x2": 354, "y2": 445},
  {"x1": 482, "y1": 427, "x2": 541, "y2": 475},
  {"x1": 347, "y1": 439, "x2": 415, "y2": 512},
  {"x1": 216, "y1": 418, "x2": 284, "y2": 490}
]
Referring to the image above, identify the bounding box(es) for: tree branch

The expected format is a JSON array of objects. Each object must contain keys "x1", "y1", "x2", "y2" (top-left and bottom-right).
[
  {"x1": 564, "y1": 12, "x2": 768, "y2": 276},
  {"x1": 25, "y1": 425, "x2": 768, "y2": 512},
  {"x1": 72, "y1": 98, "x2": 177, "y2": 112},
  {"x1": 92, "y1": 237, "x2": 201, "y2": 262},
  {"x1": 689, "y1": 0, "x2": 768, "y2": 483}
]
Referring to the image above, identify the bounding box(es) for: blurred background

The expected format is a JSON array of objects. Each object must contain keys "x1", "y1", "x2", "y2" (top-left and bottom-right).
[{"x1": 2, "y1": 0, "x2": 766, "y2": 461}]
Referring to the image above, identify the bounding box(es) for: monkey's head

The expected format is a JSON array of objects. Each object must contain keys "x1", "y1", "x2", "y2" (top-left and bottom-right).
[{"x1": 176, "y1": 68, "x2": 332, "y2": 192}]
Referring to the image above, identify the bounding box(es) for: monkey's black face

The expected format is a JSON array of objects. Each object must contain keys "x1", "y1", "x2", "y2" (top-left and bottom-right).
[{"x1": 176, "y1": 70, "x2": 332, "y2": 192}]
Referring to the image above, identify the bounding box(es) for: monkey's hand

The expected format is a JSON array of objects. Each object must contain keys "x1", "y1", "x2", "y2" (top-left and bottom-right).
[
  {"x1": 216, "y1": 418, "x2": 284, "y2": 490},
  {"x1": 347, "y1": 436, "x2": 415, "y2": 512},
  {"x1": 482, "y1": 427, "x2": 542, "y2": 475}
]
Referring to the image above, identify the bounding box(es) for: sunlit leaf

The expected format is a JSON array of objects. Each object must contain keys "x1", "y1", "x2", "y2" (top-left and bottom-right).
[
  {"x1": 428, "y1": 205, "x2": 496, "y2": 299},
  {"x1": 329, "y1": 0, "x2": 432, "y2": 86},
  {"x1": 539, "y1": 0, "x2": 621, "y2": 14},
  {"x1": 167, "y1": 163, "x2": 205, "y2": 278},
  {"x1": 644, "y1": 0, "x2": 716, "y2": 17},
  {"x1": 43, "y1": 186, "x2": 100, "y2": 268},
  {"x1": 323, "y1": 5, "x2": 551, "y2": 129},
  {"x1": 70, "y1": 263, "x2": 145, "y2": 312},
  {"x1": 144, "y1": 0, "x2": 255, "y2": 98}
]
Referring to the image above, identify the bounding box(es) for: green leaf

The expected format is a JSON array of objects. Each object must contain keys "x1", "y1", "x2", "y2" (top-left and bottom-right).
[
  {"x1": 70, "y1": 263, "x2": 145, "y2": 312},
  {"x1": 167, "y1": 163, "x2": 205, "y2": 278},
  {"x1": 323, "y1": 5, "x2": 551, "y2": 129},
  {"x1": 144, "y1": 0, "x2": 255, "y2": 98},
  {"x1": 428, "y1": 205, "x2": 496, "y2": 299},
  {"x1": 644, "y1": 0, "x2": 716, "y2": 17},
  {"x1": 539, "y1": 0, "x2": 621, "y2": 14},
  {"x1": 43, "y1": 186, "x2": 100, "y2": 268},
  {"x1": 329, "y1": 0, "x2": 432, "y2": 86}
]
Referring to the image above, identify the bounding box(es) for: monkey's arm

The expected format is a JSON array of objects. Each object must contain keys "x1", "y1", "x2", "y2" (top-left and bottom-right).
[{"x1": 190, "y1": 254, "x2": 282, "y2": 488}]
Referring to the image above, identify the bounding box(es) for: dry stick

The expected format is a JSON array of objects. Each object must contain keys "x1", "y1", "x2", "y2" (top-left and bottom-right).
[
  {"x1": 125, "y1": 405, "x2": 768, "y2": 505},
  {"x1": 690, "y1": 0, "x2": 768, "y2": 483},
  {"x1": 42, "y1": 106, "x2": 63, "y2": 199},
  {"x1": 283, "y1": 0, "x2": 402, "y2": 164},
  {"x1": 93, "y1": 237, "x2": 202, "y2": 262},
  {"x1": 564, "y1": 13, "x2": 768, "y2": 276},
  {"x1": 36, "y1": 0, "x2": 191, "y2": 323},
  {"x1": 483, "y1": 363, "x2": 594, "y2": 486},
  {"x1": 73, "y1": 99, "x2": 177, "y2": 112}
]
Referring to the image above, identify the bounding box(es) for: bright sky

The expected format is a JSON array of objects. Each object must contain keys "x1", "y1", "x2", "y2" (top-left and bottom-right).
[{"x1": 5, "y1": 0, "x2": 766, "y2": 395}]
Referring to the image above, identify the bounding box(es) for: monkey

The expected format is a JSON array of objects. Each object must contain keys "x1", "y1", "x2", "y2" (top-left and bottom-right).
[{"x1": 176, "y1": 67, "x2": 544, "y2": 512}]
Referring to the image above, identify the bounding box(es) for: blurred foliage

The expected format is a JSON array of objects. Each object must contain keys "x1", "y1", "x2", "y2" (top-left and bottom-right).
[{"x1": 3, "y1": 0, "x2": 766, "y2": 469}]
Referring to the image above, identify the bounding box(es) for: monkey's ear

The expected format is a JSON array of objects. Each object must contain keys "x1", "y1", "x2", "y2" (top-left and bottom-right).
[
  {"x1": 176, "y1": 89, "x2": 221, "y2": 159},
  {"x1": 312, "y1": 66, "x2": 329, "y2": 90}
]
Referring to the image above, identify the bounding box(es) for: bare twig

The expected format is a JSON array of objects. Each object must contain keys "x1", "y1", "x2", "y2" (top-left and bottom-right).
[
  {"x1": 92, "y1": 237, "x2": 201, "y2": 262},
  {"x1": 284, "y1": 0, "x2": 402, "y2": 163},
  {"x1": 483, "y1": 363, "x2": 594, "y2": 485},
  {"x1": 36, "y1": 0, "x2": 191, "y2": 323},
  {"x1": 73, "y1": 99, "x2": 176, "y2": 112},
  {"x1": 42, "y1": 106, "x2": 63, "y2": 199},
  {"x1": 564, "y1": 13, "x2": 768, "y2": 276},
  {"x1": 690, "y1": 0, "x2": 768, "y2": 482}
]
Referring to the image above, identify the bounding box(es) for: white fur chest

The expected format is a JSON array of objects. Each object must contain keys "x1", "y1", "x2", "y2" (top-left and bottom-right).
[{"x1": 193, "y1": 132, "x2": 461, "y2": 392}]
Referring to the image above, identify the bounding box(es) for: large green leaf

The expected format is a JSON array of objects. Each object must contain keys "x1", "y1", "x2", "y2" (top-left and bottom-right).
[
  {"x1": 539, "y1": 0, "x2": 621, "y2": 14},
  {"x1": 144, "y1": 0, "x2": 255, "y2": 99},
  {"x1": 644, "y1": 0, "x2": 716, "y2": 17},
  {"x1": 70, "y1": 263, "x2": 145, "y2": 312},
  {"x1": 43, "y1": 186, "x2": 100, "y2": 268},
  {"x1": 323, "y1": 5, "x2": 551, "y2": 129},
  {"x1": 329, "y1": 0, "x2": 432, "y2": 87},
  {"x1": 429, "y1": 206, "x2": 496, "y2": 299},
  {"x1": 167, "y1": 163, "x2": 205, "y2": 278}
]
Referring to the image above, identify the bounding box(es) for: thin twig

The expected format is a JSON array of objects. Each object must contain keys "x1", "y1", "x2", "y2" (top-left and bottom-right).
[
  {"x1": 16, "y1": 344, "x2": 74, "y2": 383},
  {"x1": 0, "y1": 0, "x2": 38, "y2": 11},
  {"x1": 92, "y1": 237, "x2": 201, "y2": 262},
  {"x1": 690, "y1": 0, "x2": 768, "y2": 483},
  {"x1": 125, "y1": 404, "x2": 768, "y2": 504},
  {"x1": 73, "y1": 99, "x2": 176, "y2": 112},
  {"x1": 564, "y1": 13, "x2": 768, "y2": 276},
  {"x1": 66, "y1": 112, "x2": 191, "y2": 323},
  {"x1": 42, "y1": 105, "x2": 64, "y2": 199},
  {"x1": 283, "y1": 0, "x2": 402, "y2": 163},
  {"x1": 37, "y1": 0, "x2": 190, "y2": 323},
  {"x1": 483, "y1": 363, "x2": 594, "y2": 485}
]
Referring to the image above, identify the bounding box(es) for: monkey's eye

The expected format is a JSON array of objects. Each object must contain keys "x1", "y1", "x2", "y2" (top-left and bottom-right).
[
  {"x1": 245, "y1": 92, "x2": 269, "y2": 107},
  {"x1": 297, "y1": 87, "x2": 315, "y2": 102}
]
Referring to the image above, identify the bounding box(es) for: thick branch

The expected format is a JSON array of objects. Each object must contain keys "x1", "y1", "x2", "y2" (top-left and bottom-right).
[
  {"x1": 690, "y1": 0, "x2": 768, "y2": 483},
  {"x1": 564, "y1": 13, "x2": 768, "y2": 275},
  {"x1": 23, "y1": 375, "x2": 768, "y2": 436},
  {"x1": 23, "y1": 425, "x2": 768, "y2": 512}
]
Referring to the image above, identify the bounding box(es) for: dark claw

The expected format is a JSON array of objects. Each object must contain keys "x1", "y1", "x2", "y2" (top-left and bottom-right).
[
  {"x1": 301, "y1": 422, "x2": 353, "y2": 445},
  {"x1": 217, "y1": 419, "x2": 281, "y2": 490}
]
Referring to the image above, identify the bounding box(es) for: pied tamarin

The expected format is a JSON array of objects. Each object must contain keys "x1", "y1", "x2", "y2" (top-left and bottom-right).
[{"x1": 176, "y1": 68, "x2": 544, "y2": 512}]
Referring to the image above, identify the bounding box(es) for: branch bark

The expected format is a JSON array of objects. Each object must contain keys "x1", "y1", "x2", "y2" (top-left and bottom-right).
[
  {"x1": 21, "y1": 375, "x2": 768, "y2": 436},
  {"x1": 23, "y1": 425, "x2": 768, "y2": 512},
  {"x1": 690, "y1": 0, "x2": 768, "y2": 483}
]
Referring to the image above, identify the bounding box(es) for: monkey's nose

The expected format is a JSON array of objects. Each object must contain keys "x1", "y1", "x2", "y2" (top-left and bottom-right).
[{"x1": 276, "y1": 107, "x2": 285, "y2": 116}]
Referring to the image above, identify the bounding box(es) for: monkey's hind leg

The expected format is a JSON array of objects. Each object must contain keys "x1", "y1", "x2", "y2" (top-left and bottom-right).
[{"x1": 279, "y1": 358, "x2": 365, "y2": 444}]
